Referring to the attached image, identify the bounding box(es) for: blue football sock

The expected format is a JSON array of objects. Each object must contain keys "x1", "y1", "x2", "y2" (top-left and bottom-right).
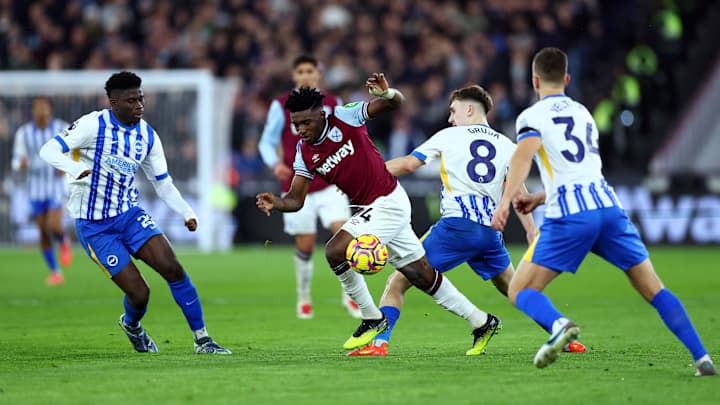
[
  {"x1": 515, "y1": 289, "x2": 564, "y2": 332},
  {"x1": 651, "y1": 288, "x2": 707, "y2": 361},
  {"x1": 123, "y1": 296, "x2": 147, "y2": 328},
  {"x1": 374, "y1": 306, "x2": 401, "y2": 344},
  {"x1": 168, "y1": 275, "x2": 205, "y2": 331},
  {"x1": 41, "y1": 247, "x2": 59, "y2": 273}
]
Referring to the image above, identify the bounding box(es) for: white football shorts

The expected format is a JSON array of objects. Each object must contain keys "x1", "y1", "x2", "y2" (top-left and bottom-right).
[
  {"x1": 341, "y1": 183, "x2": 425, "y2": 269},
  {"x1": 283, "y1": 186, "x2": 350, "y2": 235}
]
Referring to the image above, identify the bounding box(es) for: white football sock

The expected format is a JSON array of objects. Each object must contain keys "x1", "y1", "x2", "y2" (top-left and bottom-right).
[
  {"x1": 294, "y1": 254, "x2": 313, "y2": 303},
  {"x1": 551, "y1": 317, "x2": 570, "y2": 335},
  {"x1": 193, "y1": 327, "x2": 209, "y2": 341},
  {"x1": 696, "y1": 354, "x2": 712, "y2": 367},
  {"x1": 337, "y1": 269, "x2": 382, "y2": 319},
  {"x1": 431, "y1": 274, "x2": 488, "y2": 328}
]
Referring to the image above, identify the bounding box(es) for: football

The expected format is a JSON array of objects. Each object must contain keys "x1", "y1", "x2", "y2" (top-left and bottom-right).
[{"x1": 345, "y1": 234, "x2": 388, "y2": 275}]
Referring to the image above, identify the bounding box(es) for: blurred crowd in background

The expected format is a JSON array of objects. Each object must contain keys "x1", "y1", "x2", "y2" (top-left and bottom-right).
[{"x1": 0, "y1": 0, "x2": 712, "y2": 187}]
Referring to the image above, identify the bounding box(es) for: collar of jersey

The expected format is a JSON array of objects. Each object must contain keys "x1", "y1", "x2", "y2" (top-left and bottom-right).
[
  {"x1": 108, "y1": 109, "x2": 140, "y2": 131},
  {"x1": 312, "y1": 116, "x2": 330, "y2": 145},
  {"x1": 542, "y1": 94, "x2": 567, "y2": 100}
]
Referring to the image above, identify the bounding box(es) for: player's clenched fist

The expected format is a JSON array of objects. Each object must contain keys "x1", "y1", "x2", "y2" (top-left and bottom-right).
[
  {"x1": 256, "y1": 192, "x2": 276, "y2": 216},
  {"x1": 513, "y1": 192, "x2": 545, "y2": 214}
]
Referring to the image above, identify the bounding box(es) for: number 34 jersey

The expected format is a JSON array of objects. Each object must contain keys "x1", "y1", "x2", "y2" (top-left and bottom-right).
[
  {"x1": 516, "y1": 94, "x2": 620, "y2": 219},
  {"x1": 411, "y1": 123, "x2": 516, "y2": 225}
]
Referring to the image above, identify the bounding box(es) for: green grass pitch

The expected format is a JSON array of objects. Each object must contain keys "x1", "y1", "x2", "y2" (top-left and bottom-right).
[{"x1": 0, "y1": 245, "x2": 718, "y2": 404}]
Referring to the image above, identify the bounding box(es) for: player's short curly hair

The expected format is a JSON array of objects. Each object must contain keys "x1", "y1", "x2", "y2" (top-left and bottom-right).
[
  {"x1": 105, "y1": 71, "x2": 142, "y2": 97},
  {"x1": 449, "y1": 85, "x2": 493, "y2": 115},
  {"x1": 284, "y1": 87, "x2": 325, "y2": 113}
]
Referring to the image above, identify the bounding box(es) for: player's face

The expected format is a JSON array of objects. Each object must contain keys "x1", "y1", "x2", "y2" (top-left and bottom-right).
[
  {"x1": 448, "y1": 100, "x2": 470, "y2": 126},
  {"x1": 291, "y1": 108, "x2": 325, "y2": 143},
  {"x1": 31, "y1": 98, "x2": 52, "y2": 125},
  {"x1": 110, "y1": 88, "x2": 144, "y2": 125},
  {"x1": 292, "y1": 63, "x2": 320, "y2": 88}
]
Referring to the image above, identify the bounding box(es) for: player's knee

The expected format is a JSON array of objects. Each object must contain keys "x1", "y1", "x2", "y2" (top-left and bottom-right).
[
  {"x1": 324, "y1": 239, "x2": 345, "y2": 267},
  {"x1": 160, "y1": 259, "x2": 186, "y2": 282}
]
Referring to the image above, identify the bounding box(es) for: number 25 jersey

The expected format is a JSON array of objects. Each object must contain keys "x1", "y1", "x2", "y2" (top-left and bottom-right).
[{"x1": 516, "y1": 94, "x2": 620, "y2": 219}]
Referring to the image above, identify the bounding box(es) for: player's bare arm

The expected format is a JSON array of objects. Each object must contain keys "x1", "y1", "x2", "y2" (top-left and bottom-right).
[
  {"x1": 491, "y1": 136, "x2": 541, "y2": 231},
  {"x1": 514, "y1": 191, "x2": 547, "y2": 214},
  {"x1": 256, "y1": 175, "x2": 311, "y2": 215},
  {"x1": 385, "y1": 155, "x2": 424, "y2": 177},
  {"x1": 513, "y1": 183, "x2": 537, "y2": 244},
  {"x1": 366, "y1": 73, "x2": 404, "y2": 118}
]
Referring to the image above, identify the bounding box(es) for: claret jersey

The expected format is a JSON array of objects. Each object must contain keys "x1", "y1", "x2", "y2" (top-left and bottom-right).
[{"x1": 293, "y1": 102, "x2": 397, "y2": 205}]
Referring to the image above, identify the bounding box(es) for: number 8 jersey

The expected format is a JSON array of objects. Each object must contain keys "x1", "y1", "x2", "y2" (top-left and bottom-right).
[
  {"x1": 516, "y1": 94, "x2": 620, "y2": 218},
  {"x1": 411, "y1": 123, "x2": 516, "y2": 225}
]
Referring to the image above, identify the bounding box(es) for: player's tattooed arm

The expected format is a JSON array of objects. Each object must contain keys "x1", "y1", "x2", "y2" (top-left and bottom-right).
[
  {"x1": 256, "y1": 175, "x2": 311, "y2": 215},
  {"x1": 366, "y1": 73, "x2": 404, "y2": 118}
]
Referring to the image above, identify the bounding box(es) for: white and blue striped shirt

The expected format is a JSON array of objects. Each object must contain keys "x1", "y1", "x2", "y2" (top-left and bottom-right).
[
  {"x1": 411, "y1": 124, "x2": 517, "y2": 225},
  {"x1": 50, "y1": 109, "x2": 172, "y2": 220},
  {"x1": 12, "y1": 119, "x2": 69, "y2": 201},
  {"x1": 516, "y1": 94, "x2": 620, "y2": 218}
]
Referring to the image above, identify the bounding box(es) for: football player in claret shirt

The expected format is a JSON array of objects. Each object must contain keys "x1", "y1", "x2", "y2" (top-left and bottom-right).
[
  {"x1": 39, "y1": 71, "x2": 230, "y2": 355},
  {"x1": 257, "y1": 73, "x2": 496, "y2": 354},
  {"x1": 259, "y1": 55, "x2": 359, "y2": 319},
  {"x1": 348, "y1": 84, "x2": 587, "y2": 356}
]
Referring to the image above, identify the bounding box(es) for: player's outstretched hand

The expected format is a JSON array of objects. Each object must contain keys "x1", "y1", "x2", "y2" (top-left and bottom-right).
[
  {"x1": 273, "y1": 163, "x2": 293, "y2": 181},
  {"x1": 256, "y1": 192, "x2": 276, "y2": 216},
  {"x1": 491, "y1": 205, "x2": 510, "y2": 231},
  {"x1": 366, "y1": 72, "x2": 389, "y2": 96},
  {"x1": 185, "y1": 218, "x2": 198, "y2": 232},
  {"x1": 513, "y1": 192, "x2": 544, "y2": 214}
]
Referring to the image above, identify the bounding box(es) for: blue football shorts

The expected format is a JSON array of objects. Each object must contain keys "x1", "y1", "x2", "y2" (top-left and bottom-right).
[
  {"x1": 421, "y1": 217, "x2": 511, "y2": 280},
  {"x1": 524, "y1": 206, "x2": 649, "y2": 273},
  {"x1": 30, "y1": 198, "x2": 63, "y2": 218},
  {"x1": 75, "y1": 206, "x2": 163, "y2": 278}
]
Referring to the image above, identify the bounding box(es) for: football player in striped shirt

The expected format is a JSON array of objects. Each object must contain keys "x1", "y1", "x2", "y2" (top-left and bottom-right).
[
  {"x1": 12, "y1": 96, "x2": 72, "y2": 285},
  {"x1": 492, "y1": 47, "x2": 715, "y2": 376},
  {"x1": 348, "y1": 85, "x2": 585, "y2": 356},
  {"x1": 39, "y1": 72, "x2": 230, "y2": 355}
]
